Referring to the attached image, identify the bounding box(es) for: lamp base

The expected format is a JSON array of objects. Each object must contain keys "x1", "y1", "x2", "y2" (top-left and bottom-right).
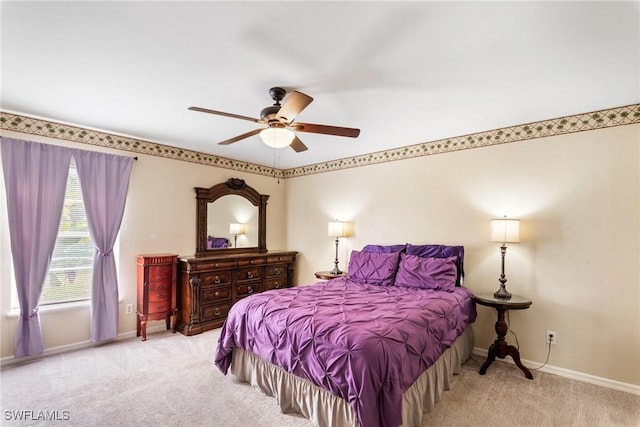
[
  {"x1": 494, "y1": 285, "x2": 512, "y2": 300},
  {"x1": 330, "y1": 267, "x2": 343, "y2": 275}
]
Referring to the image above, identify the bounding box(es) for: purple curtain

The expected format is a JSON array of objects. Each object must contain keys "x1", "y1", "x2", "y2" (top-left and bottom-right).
[
  {"x1": 73, "y1": 150, "x2": 133, "y2": 342},
  {"x1": 1, "y1": 138, "x2": 72, "y2": 358}
]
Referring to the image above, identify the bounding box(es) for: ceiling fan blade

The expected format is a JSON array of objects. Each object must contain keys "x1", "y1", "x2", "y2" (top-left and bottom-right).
[
  {"x1": 289, "y1": 136, "x2": 308, "y2": 152},
  {"x1": 291, "y1": 122, "x2": 360, "y2": 138},
  {"x1": 276, "y1": 91, "x2": 313, "y2": 124},
  {"x1": 189, "y1": 106, "x2": 262, "y2": 123},
  {"x1": 218, "y1": 128, "x2": 262, "y2": 145}
]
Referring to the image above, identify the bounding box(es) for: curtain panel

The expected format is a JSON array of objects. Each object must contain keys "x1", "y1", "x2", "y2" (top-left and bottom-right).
[
  {"x1": 73, "y1": 150, "x2": 134, "y2": 342},
  {"x1": 1, "y1": 137, "x2": 73, "y2": 358},
  {"x1": 1, "y1": 137, "x2": 134, "y2": 356}
]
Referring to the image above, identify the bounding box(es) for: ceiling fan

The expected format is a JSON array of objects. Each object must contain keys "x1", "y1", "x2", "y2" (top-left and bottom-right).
[{"x1": 188, "y1": 87, "x2": 360, "y2": 152}]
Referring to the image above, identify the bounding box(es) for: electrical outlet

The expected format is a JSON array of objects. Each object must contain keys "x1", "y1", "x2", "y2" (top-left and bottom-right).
[
  {"x1": 547, "y1": 330, "x2": 557, "y2": 345},
  {"x1": 126, "y1": 303, "x2": 134, "y2": 315}
]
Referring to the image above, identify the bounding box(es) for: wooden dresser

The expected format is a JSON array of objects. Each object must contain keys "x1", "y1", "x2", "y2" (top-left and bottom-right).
[
  {"x1": 136, "y1": 253, "x2": 178, "y2": 341},
  {"x1": 177, "y1": 250, "x2": 297, "y2": 336}
]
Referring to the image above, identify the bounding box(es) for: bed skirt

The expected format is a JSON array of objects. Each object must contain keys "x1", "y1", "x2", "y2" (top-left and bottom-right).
[{"x1": 229, "y1": 326, "x2": 474, "y2": 427}]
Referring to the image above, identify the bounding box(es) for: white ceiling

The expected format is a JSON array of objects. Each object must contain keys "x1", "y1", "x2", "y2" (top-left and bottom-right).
[{"x1": 2, "y1": 1, "x2": 639, "y2": 169}]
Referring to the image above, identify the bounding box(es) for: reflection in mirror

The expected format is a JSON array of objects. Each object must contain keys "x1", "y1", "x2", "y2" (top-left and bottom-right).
[{"x1": 207, "y1": 195, "x2": 258, "y2": 248}]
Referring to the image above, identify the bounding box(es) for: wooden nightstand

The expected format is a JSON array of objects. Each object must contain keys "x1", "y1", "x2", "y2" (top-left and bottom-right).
[
  {"x1": 314, "y1": 271, "x2": 347, "y2": 280},
  {"x1": 474, "y1": 292, "x2": 533, "y2": 379},
  {"x1": 136, "y1": 254, "x2": 178, "y2": 341}
]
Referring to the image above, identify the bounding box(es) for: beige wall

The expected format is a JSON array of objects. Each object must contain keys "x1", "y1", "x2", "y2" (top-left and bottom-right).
[
  {"x1": 286, "y1": 124, "x2": 640, "y2": 386},
  {"x1": 2, "y1": 124, "x2": 639, "y2": 388},
  {"x1": 0, "y1": 130, "x2": 288, "y2": 357}
]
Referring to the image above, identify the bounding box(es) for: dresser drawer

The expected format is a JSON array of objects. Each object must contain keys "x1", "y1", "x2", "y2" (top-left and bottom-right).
[
  {"x1": 201, "y1": 286, "x2": 231, "y2": 304},
  {"x1": 237, "y1": 257, "x2": 265, "y2": 267},
  {"x1": 148, "y1": 264, "x2": 173, "y2": 281},
  {"x1": 201, "y1": 271, "x2": 232, "y2": 286},
  {"x1": 149, "y1": 290, "x2": 171, "y2": 303},
  {"x1": 264, "y1": 278, "x2": 287, "y2": 291},
  {"x1": 267, "y1": 254, "x2": 295, "y2": 263},
  {"x1": 235, "y1": 283, "x2": 262, "y2": 298},
  {"x1": 148, "y1": 280, "x2": 172, "y2": 292},
  {"x1": 148, "y1": 301, "x2": 171, "y2": 314},
  {"x1": 201, "y1": 303, "x2": 230, "y2": 321},
  {"x1": 197, "y1": 259, "x2": 236, "y2": 270},
  {"x1": 236, "y1": 267, "x2": 262, "y2": 281},
  {"x1": 265, "y1": 264, "x2": 286, "y2": 277}
]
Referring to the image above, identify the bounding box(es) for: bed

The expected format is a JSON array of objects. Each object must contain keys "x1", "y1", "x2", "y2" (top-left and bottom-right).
[{"x1": 215, "y1": 244, "x2": 477, "y2": 427}]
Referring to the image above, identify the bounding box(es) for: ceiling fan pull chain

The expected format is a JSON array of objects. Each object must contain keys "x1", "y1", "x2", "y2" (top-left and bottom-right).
[{"x1": 273, "y1": 144, "x2": 280, "y2": 184}]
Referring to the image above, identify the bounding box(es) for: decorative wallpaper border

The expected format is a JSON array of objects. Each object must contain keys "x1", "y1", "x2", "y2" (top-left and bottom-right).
[
  {"x1": 283, "y1": 103, "x2": 640, "y2": 178},
  {"x1": 0, "y1": 112, "x2": 284, "y2": 179},
  {"x1": 2, "y1": 103, "x2": 638, "y2": 179}
]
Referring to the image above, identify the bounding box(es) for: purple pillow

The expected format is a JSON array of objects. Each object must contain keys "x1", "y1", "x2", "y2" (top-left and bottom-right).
[
  {"x1": 347, "y1": 250, "x2": 400, "y2": 286},
  {"x1": 394, "y1": 254, "x2": 458, "y2": 291},
  {"x1": 362, "y1": 244, "x2": 406, "y2": 253},
  {"x1": 405, "y1": 244, "x2": 464, "y2": 286}
]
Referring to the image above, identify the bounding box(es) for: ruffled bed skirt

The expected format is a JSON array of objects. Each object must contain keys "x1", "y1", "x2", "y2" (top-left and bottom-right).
[{"x1": 229, "y1": 326, "x2": 474, "y2": 427}]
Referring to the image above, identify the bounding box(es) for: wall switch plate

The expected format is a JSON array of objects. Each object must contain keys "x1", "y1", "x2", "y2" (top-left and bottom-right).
[{"x1": 126, "y1": 303, "x2": 134, "y2": 315}]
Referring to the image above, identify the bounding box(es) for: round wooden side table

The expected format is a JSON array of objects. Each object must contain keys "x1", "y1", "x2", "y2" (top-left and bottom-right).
[
  {"x1": 474, "y1": 292, "x2": 534, "y2": 380},
  {"x1": 314, "y1": 271, "x2": 346, "y2": 280}
]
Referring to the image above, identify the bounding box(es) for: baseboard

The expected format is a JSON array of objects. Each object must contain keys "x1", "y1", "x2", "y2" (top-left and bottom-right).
[
  {"x1": 0, "y1": 324, "x2": 168, "y2": 367},
  {"x1": 472, "y1": 347, "x2": 640, "y2": 396}
]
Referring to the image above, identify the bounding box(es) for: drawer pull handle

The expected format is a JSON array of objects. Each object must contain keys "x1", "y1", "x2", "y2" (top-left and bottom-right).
[
  {"x1": 247, "y1": 272, "x2": 253, "y2": 279},
  {"x1": 214, "y1": 263, "x2": 219, "y2": 268},
  {"x1": 214, "y1": 291, "x2": 220, "y2": 297},
  {"x1": 214, "y1": 308, "x2": 220, "y2": 316},
  {"x1": 247, "y1": 287, "x2": 254, "y2": 294},
  {"x1": 214, "y1": 276, "x2": 221, "y2": 284},
  {"x1": 274, "y1": 282, "x2": 280, "y2": 288},
  {"x1": 274, "y1": 269, "x2": 280, "y2": 275},
  {"x1": 144, "y1": 282, "x2": 149, "y2": 288}
]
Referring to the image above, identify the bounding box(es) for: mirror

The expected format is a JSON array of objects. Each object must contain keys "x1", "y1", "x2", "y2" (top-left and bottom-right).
[
  {"x1": 207, "y1": 195, "x2": 258, "y2": 248},
  {"x1": 196, "y1": 178, "x2": 268, "y2": 256}
]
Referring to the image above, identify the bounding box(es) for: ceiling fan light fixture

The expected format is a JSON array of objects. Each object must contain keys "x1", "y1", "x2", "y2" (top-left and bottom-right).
[{"x1": 260, "y1": 127, "x2": 295, "y2": 148}]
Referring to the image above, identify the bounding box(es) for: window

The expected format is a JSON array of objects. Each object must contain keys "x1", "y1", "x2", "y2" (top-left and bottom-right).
[{"x1": 39, "y1": 161, "x2": 93, "y2": 306}]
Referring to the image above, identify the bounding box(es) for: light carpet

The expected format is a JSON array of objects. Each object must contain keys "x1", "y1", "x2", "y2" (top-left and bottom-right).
[{"x1": 1, "y1": 328, "x2": 638, "y2": 426}]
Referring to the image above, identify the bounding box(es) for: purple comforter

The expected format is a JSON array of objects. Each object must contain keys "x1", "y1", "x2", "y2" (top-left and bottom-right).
[{"x1": 215, "y1": 278, "x2": 477, "y2": 427}]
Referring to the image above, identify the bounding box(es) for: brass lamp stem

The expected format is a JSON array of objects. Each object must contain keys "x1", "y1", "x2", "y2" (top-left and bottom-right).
[
  {"x1": 330, "y1": 237, "x2": 342, "y2": 275},
  {"x1": 494, "y1": 244, "x2": 512, "y2": 299}
]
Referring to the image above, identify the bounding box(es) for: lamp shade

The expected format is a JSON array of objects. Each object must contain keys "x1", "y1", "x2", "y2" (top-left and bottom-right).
[
  {"x1": 229, "y1": 223, "x2": 244, "y2": 235},
  {"x1": 328, "y1": 221, "x2": 347, "y2": 238},
  {"x1": 490, "y1": 218, "x2": 520, "y2": 243},
  {"x1": 260, "y1": 127, "x2": 295, "y2": 148}
]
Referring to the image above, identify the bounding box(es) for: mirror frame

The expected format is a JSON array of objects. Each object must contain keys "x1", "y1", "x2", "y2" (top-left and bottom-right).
[{"x1": 195, "y1": 178, "x2": 269, "y2": 256}]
